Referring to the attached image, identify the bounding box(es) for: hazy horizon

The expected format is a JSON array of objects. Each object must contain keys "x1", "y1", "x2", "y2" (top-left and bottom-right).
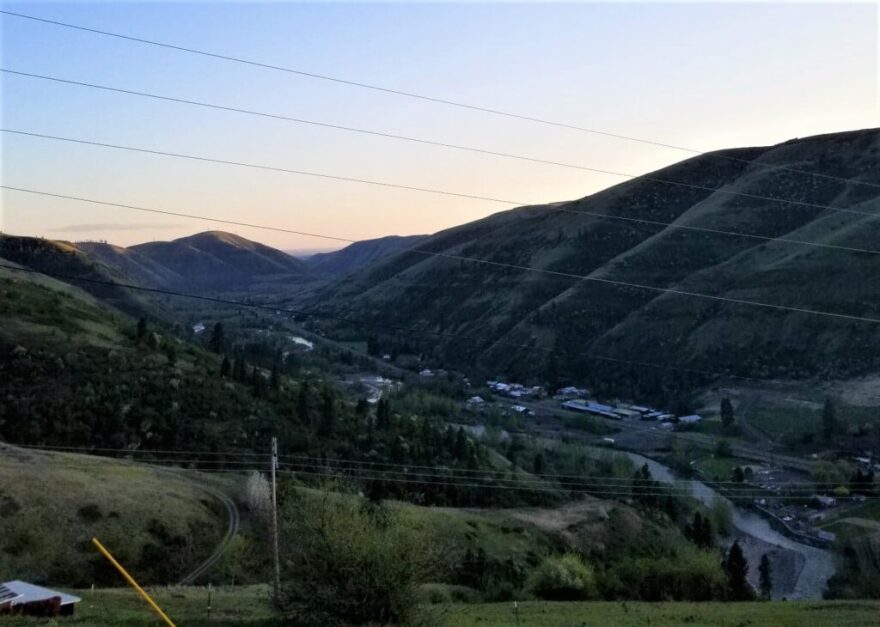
[{"x1": 2, "y1": 1, "x2": 877, "y2": 250}]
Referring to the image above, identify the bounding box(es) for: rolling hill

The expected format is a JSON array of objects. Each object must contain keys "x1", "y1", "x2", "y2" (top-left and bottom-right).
[
  {"x1": 304, "y1": 128, "x2": 880, "y2": 400},
  {"x1": 305, "y1": 234, "x2": 428, "y2": 278},
  {"x1": 0, "y1": 235, "x2": 162, "y2": 319},
  {"x1": 78, "y1": 230, "x2": 314, "y2": 293}
]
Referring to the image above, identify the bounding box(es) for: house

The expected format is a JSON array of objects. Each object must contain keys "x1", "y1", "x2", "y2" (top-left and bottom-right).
[
  {"x1": 419, "y1": 369, "x2": 434, "y2": 377},
  {"x1": 813, "y1": 495, "x2": 837, "y2": 508},
  {"x1": 678, "y1": 414, "x2": 703, "y2": 425},
  {"x1": 555, "y1": 386, "x2": 589, "y2": 400},
  {"x1": 467, "y1": 396, "x2": 486, "y2": 406},
  {"x1": 561, "y1": 400, "x2": 619, "y2": 419},
  {"x1": 0, "y1": 581, "x2": 80, "y2": 617},
  {"x1": 192, "y1": 322, "x2": 206, "y2": 335},
  {"x1": 612, "y1": 407, "x2": 641, "y2": 420}
]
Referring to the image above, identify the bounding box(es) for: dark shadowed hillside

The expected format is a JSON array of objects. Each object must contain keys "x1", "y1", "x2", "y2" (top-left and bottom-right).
[
  {"x1": 305, "y1": 234, "x2": 428, "y2": 278},
  {"x1": 127, "y1": 231, "x2": 313, "y2": 291},
  {"x1": 0, "y1": 235, "x2": 161, "y2": 319},
  {"x1": 304, "y1": 128, "x2": 880, "y2": 400}
]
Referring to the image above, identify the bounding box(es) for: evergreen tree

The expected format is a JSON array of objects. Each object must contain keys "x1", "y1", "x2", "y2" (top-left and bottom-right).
[
  {"x1": 164, "y1": 344, "x2": 177, "y2": 366},
  {"x1": 270, "y1": 364, "x2": 281, "y2": 391},
  {"x1": 376, "y1": 398, "x2": 391, "y2": 430},
  {"x1": 136, "y1": 317, "x2": 147, "y2": 341},
  {"x1": 208, "y1": 322, "x2": 225, "y2": 353},
  {"x1": 723, "y1": 541, "x2": 753, "y2": 600},
  {"x1": 759, "y1": 553, "x2": 772, "y2": 600},
  {"x1": 298, "y1": 381, "x2": 311, "y2": 426},
  {"x1": 720, "y1": 398, "x2": 735, "y2": 429},
  {"x1": 533, "y1": 452, "x2": 545, "y2": 475},
  {"x1": 319, "y1": 387, "x2": 336, "y2": 436},
  {"x1": 220, "y1": 356, "x2": 231, "y2": 378},
  {"x1": 355, "y1": 398, "x2": 369, "y2": 418},
  {"x1": 822, "y1": 397, "x2": 837, "y2": 442},
  {"x1": 732, "y1": 467, "x2": 746, "y2": 483},
  {"x1": 233, "y1": 356, "x2": 247, "y2": 381}
]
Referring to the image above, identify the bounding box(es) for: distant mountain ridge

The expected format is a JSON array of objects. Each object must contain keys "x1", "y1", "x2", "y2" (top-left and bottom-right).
[
  {"x1": 304, "y1": 234, "x2": 428, "y2": 278},
  {"x1": 79, "y1": 230, "x2": 313, "y2": 292},
  {"x1": 304, "y1": 127, "x2": 880, "y2": 399}
]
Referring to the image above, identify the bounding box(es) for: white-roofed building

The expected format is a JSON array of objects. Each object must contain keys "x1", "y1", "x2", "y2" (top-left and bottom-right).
[{"x1": 0, "y1": 580, "x2": 81, "y2": 616}]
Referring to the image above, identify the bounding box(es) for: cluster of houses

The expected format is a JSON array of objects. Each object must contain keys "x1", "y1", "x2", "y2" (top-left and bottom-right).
[
  {"x1": 561, "y1": 399, "x2": 701, "y2": 425},
  {"x1": 486, "y1": 380, "x2": 545, "y2": 399}
]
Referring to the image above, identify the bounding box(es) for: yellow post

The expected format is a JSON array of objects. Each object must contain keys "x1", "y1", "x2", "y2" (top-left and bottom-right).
[{"x1": 91, "y1": 537, "x2": 176, "y2": 627}]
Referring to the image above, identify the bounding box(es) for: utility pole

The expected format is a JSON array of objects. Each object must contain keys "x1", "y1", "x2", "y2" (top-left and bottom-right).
[{"x1": 271, "y1": 436, "x2": 281, "y2": 601}]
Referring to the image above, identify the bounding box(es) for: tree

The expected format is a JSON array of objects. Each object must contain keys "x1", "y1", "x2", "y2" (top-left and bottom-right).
[
  {"x1": 208, "y1": 322, "x2": 225, "y2": 353},
  {"x1": 720, "y1": 398, "x2": 735, "y2": 430},
  {"x1": 297, "y1": 381, "x2": 311, "y2": 426},
  {"x1": 527, "y1": 554, "x2": 597, "y2": 601},
  {"x1": 233, "y1": 356, "x2": 247, "y2": 382},
  {"x1": 278, "y1": 491, "x2": 424, "y2": 625},
  {"x1": 732, "y1": 467, "x2": 746, "y2": 483},
  {"x1": 715, "y1": 439, "x2": 733, "y2": 458},
  {"x1": 759, "y1": 553, "x2": 772, "y2": 600},
  {"x1": 533, "y1": 452, "x2": 545, "y2": 476},
  {"x1": 319, "y1": 387, "x2": 336, "y2": 436},
  {"x1": 723, "y1": 541, "x2": 753, "y2": 600},
  {"x1": 136, "y1": 317, "x2": 147, "y2": 341},
  {"x1": 164, "y1": 344, "x2": 177, "y2": 366},
  {"x1": 822, "y1": 397, "x2": 837, "y2": 442},
  {"x1": 355, "y1": 398, "x2": 369, "y2": 418},
  {"x1": 376, "y1": 398, "x2": 391, "y2": 430},
  {"x1": 220, "y1": 356, "x2": 231, "y2": 378},
  {"x1": 270, "y1": 364, "x2": 281, "y2": 391}
]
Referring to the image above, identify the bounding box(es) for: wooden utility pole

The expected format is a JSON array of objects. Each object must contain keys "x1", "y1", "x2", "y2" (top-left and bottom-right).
[{"x1": 271, "y1": 436, "x2": 281, "y2": 600}]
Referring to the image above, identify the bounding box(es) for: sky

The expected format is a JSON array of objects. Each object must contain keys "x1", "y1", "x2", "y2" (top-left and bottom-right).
[{"x1": 1, "y1": 1, "x2": 878, "y2": 252}]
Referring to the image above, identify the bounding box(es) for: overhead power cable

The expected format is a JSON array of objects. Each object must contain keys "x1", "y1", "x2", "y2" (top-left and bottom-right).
[
  {"x1": 6, "y1": 128, "x2": 878, "y2": 219},
  {"x1": 2, "y1": 9, "x2": 877, "y2": 191},
  {"x1": 10, "y1": 444, "x2": 846, "y2": 487},
  {"x1": 6, "y1": 68, "x2": 880, "y2": 219},
  {"x1": 5, "y1": 131, "x2": 880, "y2": 322},
  {"x1": 6, "y1": 184, "x2": 880, "y2": 258}
]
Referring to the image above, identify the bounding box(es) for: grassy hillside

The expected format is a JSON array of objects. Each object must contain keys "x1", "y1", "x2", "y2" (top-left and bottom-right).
[
  {"x1": 305, "y1": 128, "x2": 880, "y2": 401},
  {"x1": 125, "y1": 231, "x2": 313, "y2": 292},
  {"x1": 0, "y1": 446, "x2": 227, "y2": 587},
  {"x1": 305, "y1": 234, "x2": 428, "y2": 278}
]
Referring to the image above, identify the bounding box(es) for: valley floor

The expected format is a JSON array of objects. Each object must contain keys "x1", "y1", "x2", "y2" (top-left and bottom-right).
[{"x1": 2, "y1": 587, "x2": 880, "y2": 626}]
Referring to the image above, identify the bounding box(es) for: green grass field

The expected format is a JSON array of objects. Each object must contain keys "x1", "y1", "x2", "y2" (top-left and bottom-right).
[
  {"x1": 0, "y1": 447, "x2": 230, "y2": 587},
  {"x1": 442, "y1": 600, "x2": 880, "y2": 626},
  {"x1": 3, "y1": 588, "x2": 880, "y2": 626}
]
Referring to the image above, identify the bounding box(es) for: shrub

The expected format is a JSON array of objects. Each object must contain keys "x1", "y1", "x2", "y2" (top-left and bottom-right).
[
  {"x1": 278, "y1": 490, "x2": 425, "y2": 625},
  {"x1": 527, "y1": 553, "x2": 597, "y2": 601}
]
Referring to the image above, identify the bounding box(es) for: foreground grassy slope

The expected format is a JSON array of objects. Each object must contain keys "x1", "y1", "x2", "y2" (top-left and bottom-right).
[
  {"x1": 2, "y1": 587, "x2": 880, "y2": 626},
  {"x1": 0, "y1": 446, "x2": 227, "y2": 586}
]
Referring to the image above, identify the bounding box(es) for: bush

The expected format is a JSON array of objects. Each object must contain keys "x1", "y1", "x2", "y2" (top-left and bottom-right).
[
  {"x1": 527, "y1": 553, "x2": 597, "y2": 601},
  {"x1": 278, "y1": 490, "x2": 425, "y2": 625}
]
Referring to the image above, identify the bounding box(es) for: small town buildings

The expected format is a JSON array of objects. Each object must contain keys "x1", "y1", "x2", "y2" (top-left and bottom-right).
[
  {"x1": 561, "y1": 400, "x2": 619, "y2": 419},
  {"x1": 678, "y1": 414, "x2": 703, "y2": 425},
  {"x1": 0, "y1": 581, "x2": 80, "y2": 617}
]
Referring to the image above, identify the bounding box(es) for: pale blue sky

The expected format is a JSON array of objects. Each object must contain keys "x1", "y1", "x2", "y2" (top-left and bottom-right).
[{"x1": 2, "y1": 1, "x2": 877, "y2": 250}]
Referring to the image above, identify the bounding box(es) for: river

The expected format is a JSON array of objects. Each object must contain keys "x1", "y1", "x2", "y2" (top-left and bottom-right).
[{"x1": 587, "y1": 447, "x2": 835, "y2": 599}]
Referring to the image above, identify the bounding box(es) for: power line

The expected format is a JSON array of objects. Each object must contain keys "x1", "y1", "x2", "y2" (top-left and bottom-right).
[
  {"x1": 0, "y1": 260, "x2": 761, "y2": 383},
  {"x1": 5, "y1": 132, "x2": 880, "y2": 323},
  {"x1": 7, "y1": 184, "x2": 880, "y2": 258},
  {"x1": 2, "y1": 9, "x2": 877, "y2": 191},
  {"x1": 10, "y1": 443, "x2": 848, "y2": 487},
  {"x1": 6, "y1": 128, "x2": 878, "y2": 219},
  {"x1": 2, "y1": 456, "x2": 861, "y2": 500},
  {"x1": 7, "y1": 68, "x2": 880, "y2": 222}
]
